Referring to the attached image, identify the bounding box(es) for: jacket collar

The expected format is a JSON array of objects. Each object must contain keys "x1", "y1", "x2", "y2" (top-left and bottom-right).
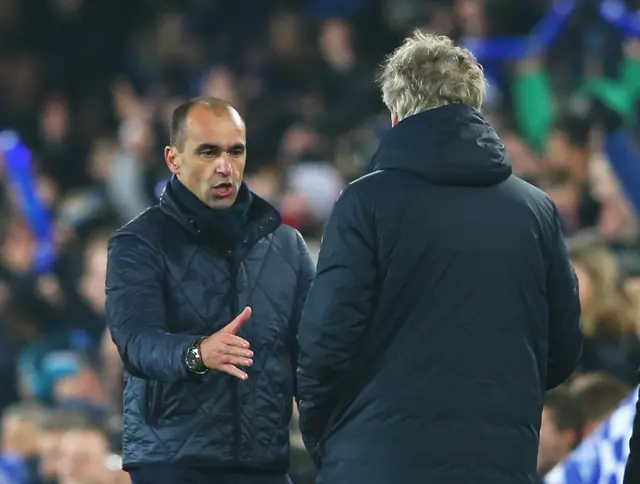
[
  {"x1": 159, "y1": 178, "x2": 282, "y2": 248},
  {"x1": 370, "y1": 104, "x2": 511, "y2": 187}
]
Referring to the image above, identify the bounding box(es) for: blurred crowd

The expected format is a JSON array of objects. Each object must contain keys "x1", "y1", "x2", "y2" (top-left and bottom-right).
[{"x1": 0, "y1": 0, "x2": 639, "y2": 482}]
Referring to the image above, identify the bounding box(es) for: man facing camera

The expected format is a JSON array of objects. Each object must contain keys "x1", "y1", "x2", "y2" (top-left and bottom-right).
[
  {"x1": 296, "y1": 33, "x2": 582, "y2": 484},
  {"x1": 106, "y1": 97, "x2": 315, "y2": 484}
]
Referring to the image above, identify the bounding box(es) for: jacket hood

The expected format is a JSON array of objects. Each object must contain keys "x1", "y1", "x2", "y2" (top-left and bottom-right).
[{"x1": 370, "y1": 104, "x2": 511, "y2": 187}]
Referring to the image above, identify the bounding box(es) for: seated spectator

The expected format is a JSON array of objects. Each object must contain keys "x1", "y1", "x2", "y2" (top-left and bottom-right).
[
  {"x1": 52, "y1": 354, "x2": 109, "y2": 419},
  {"x1": 545, "y1": 112, "x2": 600, "y2": 230},
  {"x1": 38, "y1": 410, "x2": 92, "y2": 484},
  {"x1": 0, "y1": 401, "x2": 48, "y2": 483},
  {"x1": 538, "y1": 387, "x2": 584, "y2": 476},
  {"x1": 570, "y1": 243, "x2": 640, "y2": 384},
  {"x1": 18, "y1": 340, "x2": 87, "y2": 405},
  {"x1": 57, "y1": 424, "x2": 128, "y2": 484},
  {"x1": 568, "y1": 371, "x2": 633, "y2": 437}
]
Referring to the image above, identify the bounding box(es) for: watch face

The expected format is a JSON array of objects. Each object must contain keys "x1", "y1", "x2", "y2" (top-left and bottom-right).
[{"x1": 186, "y1": 348, "x2": 200, "y2": 370}]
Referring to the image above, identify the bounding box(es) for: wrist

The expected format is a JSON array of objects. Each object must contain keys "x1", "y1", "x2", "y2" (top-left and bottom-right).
[{"x1": 184, "y1": 337, "x2": 208, "y2": 375}]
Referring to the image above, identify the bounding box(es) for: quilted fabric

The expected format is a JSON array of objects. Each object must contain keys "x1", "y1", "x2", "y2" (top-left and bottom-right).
[{"x1": 106, "y1": 187, "x2": 314, "y2": 470}]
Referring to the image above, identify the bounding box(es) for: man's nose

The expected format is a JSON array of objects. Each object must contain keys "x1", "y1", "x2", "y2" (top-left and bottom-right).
[{"x1": 215, "y1": 157, "x2": 232, "y2": 176}]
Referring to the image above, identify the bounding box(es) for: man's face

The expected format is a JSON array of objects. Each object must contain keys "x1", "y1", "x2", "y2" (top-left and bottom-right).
[
  {"x1": 165, "y1": 106, "x2": 247, "y2": 209},
  {"x1": 80, "y1": 239, "x2": 108, "y2": 311},
  {"x1": 57, "y1": 429, "x2": 108, "y2": 484},
  {"x1": 546, "y1": 131, "x2": 570, "y2": 169},
  {"x1": 546, "y1": 183, "x2": 578, "y2": 230},
  {"x1": 38, "y1": 430, "x2": 63, "y2": 479},
  {"x1": 572, "y1": 262, "x2": 594, "y2": 308},
  {"x1": 1, "y1": 415, "x2": 40, "y2": 456},
  {"x1": 538, "y1": 407, "x2": 573, "y2": 475}
]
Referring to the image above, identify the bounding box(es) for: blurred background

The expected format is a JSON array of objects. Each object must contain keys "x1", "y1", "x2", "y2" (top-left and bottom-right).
[{"x1": 0, "y1": 0, "x2": 640, "y2": 482}]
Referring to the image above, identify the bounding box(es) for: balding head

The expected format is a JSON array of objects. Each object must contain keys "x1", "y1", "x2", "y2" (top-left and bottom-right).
[
  {"x1": 170, "y1": 97, "x2": 244, "y2": 152},
  {"x1": 164, "y1": 96, "x2": 248, "y2": 209}
]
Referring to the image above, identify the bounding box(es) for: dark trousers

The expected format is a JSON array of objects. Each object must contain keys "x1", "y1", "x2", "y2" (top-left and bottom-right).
[{"x1": 128, "y1": 465, "x2": 292, "y2": 484}]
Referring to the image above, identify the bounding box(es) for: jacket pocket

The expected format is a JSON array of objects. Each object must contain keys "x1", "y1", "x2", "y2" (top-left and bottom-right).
[{"x1": 145, "y1": 380, "x2": 163, "y2": 424}]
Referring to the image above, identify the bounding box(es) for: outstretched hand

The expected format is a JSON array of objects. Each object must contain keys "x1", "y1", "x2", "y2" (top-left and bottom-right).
[{"x1": 199, "y1": 307, "x2": 253, "y2": 380}]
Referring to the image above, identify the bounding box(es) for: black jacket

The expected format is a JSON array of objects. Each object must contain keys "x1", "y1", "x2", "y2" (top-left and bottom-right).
[
  {"x1": 625, "y1": 382, "x2": 640, "y2": 483},
  {"x1": 106, "y1": 183, "x2": 315, "y2": 469},
  {"x1": 296, "y1": 104, "x2": 582, "y2": 484}
]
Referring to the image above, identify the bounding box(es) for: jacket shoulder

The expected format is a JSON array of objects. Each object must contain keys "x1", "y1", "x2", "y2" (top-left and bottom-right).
[
  {"x1": 504, "y1": 175, "x2": 557, "y2": 222},
  {"x1": 339, "y1": 169, "x2": 419, "y2": 206},
  {"x1": 347, "y1": 169, "x2": 390, "y2": 192},
  {"x1": 111, "y1": 205, "x2": 167, "y2": 244},
  {"x1": 272, "y1": 223, "x2": 305, "y2": 251}
]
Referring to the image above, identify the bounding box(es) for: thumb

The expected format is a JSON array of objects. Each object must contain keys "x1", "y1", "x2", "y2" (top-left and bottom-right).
[{"x1": 222, "y1": 306, "x2": 252, "y2": 334}]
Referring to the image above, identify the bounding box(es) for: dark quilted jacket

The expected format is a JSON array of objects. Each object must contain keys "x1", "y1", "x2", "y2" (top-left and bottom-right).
[{"x1": 105, "y1": 186, "x2": 315, "y2": 470}]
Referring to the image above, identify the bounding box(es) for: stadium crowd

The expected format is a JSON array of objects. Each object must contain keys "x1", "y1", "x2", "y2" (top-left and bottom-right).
[{"x1": 0, "y1": 0, "x2": 639, "y2": 482}]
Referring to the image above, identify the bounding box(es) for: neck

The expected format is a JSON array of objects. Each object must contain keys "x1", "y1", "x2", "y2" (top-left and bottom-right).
[{"x1": 169, "y1": 176, "x2": 252, "y2": 242}]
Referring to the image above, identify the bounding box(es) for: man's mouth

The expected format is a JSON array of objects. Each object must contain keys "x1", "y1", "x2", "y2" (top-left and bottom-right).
[{"x1": 212, "y1": 182, "x2": 233, "y2": 198}]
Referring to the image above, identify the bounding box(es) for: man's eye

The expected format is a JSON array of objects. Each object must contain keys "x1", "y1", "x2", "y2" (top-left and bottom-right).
[
  {"x1": 230, "y1": 150, "x2": 244, "y2": 157},
  {"x1": 201, "y1": 150, "x2": 215, "y2": 157}
]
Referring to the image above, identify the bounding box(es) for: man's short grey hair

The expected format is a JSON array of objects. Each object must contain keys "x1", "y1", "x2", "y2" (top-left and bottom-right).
[{"x1": 378, "y1": 31, "x2": 487, "y2": 120}]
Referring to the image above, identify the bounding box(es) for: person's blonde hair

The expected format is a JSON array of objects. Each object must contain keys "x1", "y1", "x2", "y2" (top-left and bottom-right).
[
  {"x1": 378, "y1": 31, "x2": 486, "y2": 121},
  {"x1": 570, "y1": 244, "x2": 639, "y2": 337}
]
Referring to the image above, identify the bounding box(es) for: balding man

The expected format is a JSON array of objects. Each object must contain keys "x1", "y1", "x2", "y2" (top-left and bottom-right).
[{"x1": 106, "y1": 97, "x2": 314, "y2": 484}]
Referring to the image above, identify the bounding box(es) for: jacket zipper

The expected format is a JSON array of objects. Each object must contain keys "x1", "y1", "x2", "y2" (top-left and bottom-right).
[
  {"x1": 228, "y1": 250, "x2": 241, "y2": 461},
  {"x1": 145, "y1": 380, "x2": 163, "y2": 424}
]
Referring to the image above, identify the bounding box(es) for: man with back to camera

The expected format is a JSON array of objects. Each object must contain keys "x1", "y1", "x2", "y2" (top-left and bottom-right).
[
  {"x1": 625, "y1": 376, "x2": 640, "y2": 482},
  {"x1": 105, "y1": 97, "x2": 315, "y2": 484},
  {"x1": 296, "y1": 32, "x2": 583, "y2": 484}
]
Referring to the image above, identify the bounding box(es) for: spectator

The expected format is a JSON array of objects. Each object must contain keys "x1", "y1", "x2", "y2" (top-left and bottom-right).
[
  {"x1": 0, "y1": 2, "x2": 640, "y2": 483},
  {"x1": 570, "y1": 243, "x2": 640, "y2": 384},
  {"x1": 0, "y1": 402, "x2": 48, "y2": 483},
  {"x1": 538, "y1": 388, "x2": 584, "y2": 476},
  {"x1": 37, "y1": 410, "x2": 92, "y2": 484},
  {"x1": 569, "y1": 371, "x2": 633, "y2": 437},
  {"x1": 57, "y1": 425, "x2": 124, "y2": 484}
]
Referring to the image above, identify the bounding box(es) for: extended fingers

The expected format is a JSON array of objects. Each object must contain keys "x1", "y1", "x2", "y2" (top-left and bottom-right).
[
  {"x1": 223, "y1": 354, "x2": 253, "y2": 367},
  {"x1": 221, "y1": 333, "x2": 251, "y2": 349},
  {"x1": 225, "y1": 345, "x2": 253, "y2": 358},
  {"x1": 220, "y1": 364, "x2": 248, "y2": 380}
]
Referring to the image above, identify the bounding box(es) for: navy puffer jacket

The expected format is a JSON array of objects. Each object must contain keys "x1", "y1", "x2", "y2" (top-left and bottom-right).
[{"x1": 106, "y1": 184, "x2": 314, "y2": 470}]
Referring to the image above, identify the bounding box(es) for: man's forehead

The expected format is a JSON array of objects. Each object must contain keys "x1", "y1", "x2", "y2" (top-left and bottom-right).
[{"x1": 184, "y1": 106, "x2": 246, "y2": 145}]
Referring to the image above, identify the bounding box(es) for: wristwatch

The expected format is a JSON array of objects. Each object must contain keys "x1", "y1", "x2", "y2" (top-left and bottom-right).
[{"x1": 185, "y1": 337, "x2": 208, "y2": 375}]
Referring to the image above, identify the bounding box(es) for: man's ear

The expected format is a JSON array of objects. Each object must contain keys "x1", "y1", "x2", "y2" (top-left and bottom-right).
[
  {"x1": 581, "y1": 419, "x2": 601, "y2": 439},
  {"x1": 164, "y1": 146, "x2": 180, "y2": 174},
  {"x1": 561, "y1": 427, "x2": 581, "y2": 451}
]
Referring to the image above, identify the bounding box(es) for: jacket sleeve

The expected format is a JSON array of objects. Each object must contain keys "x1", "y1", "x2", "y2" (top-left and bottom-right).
[
  {"x1": 296, "y1": 185, "x2": 377, "y2": 453},
  {"x1": 106, "y1": 232, "x2": 201, "y2": 382},
  {"x1": 624, "y1": 383, "x2": 640, "y2": 484},
  {"x1": 545, "y1": 206, "x2": 583, "y2": 390},
  {"x1": 512, "y1": 60, "x2": 555, "y2": 154},
  {"x1": 290, "y1": 230, "x2": 316, "y2": 399}
]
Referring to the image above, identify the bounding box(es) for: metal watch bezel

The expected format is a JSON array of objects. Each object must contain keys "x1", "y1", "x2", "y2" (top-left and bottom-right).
[{"x1": 185, "y1": 342, "x2": 207, "y2": 375}]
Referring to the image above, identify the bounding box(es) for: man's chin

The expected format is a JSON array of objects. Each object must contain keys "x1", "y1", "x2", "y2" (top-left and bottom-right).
[{"x1": 207, "y1": 195, "x2": 237, "y2": 209}]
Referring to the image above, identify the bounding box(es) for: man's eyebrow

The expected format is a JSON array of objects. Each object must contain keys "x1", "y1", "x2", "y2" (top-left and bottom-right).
[
  {"x1": 194, "y1": 142, "x2": 246, "y2": 153},
  {"x1": 194, "y1": 143, "x2": 220, "y2": 153}
]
